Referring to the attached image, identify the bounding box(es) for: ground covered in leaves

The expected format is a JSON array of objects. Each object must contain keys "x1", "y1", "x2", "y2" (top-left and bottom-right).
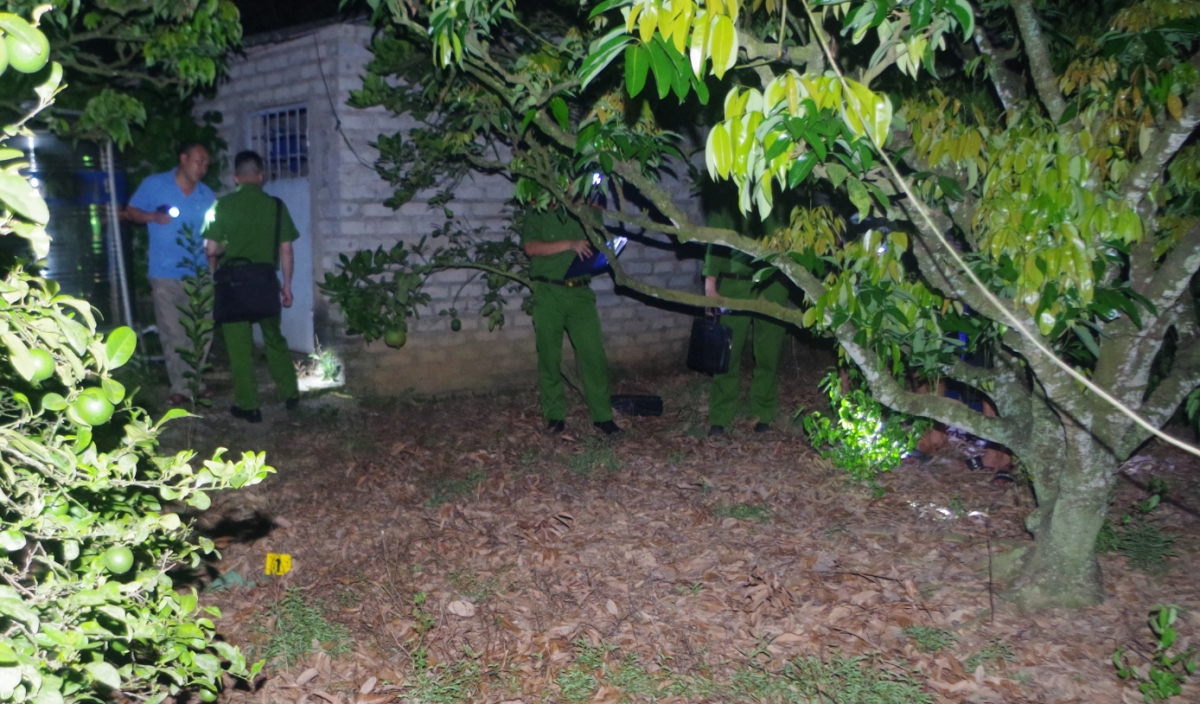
[{"x1": 169, "y1": 353, "x2": 1200, "y2": 704}]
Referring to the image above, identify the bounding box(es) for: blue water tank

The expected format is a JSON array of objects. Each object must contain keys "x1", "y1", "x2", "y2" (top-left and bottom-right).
[{"x1": 23, "y1": 133, "x2": 126, "y2": 325}]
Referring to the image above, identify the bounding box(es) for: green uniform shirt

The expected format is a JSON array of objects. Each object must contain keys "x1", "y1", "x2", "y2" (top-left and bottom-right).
[
  {"x1": 702, "y1": 201, "x2": 788, "y2": 278},
  {"x1": 522, "y1": 207, "x2": 587, "y2": 280},
  {"x1": 202, "y1": 183, "x2": 300, "y2": 266}
]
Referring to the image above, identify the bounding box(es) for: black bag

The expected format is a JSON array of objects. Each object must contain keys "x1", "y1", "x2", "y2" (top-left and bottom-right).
[
  {"x1": 611, "y1": 394, "x2": 663, "y2": 416},
  {"x1": 686, "y1": 315, "x2": 733, "y2": 375},
  {"x1": 213, "y1": 198, "x2": 283, "y2": 324}
]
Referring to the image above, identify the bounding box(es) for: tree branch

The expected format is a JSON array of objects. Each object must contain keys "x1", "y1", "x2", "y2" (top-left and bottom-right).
[
  {"x1": 1143, "y1": 218, "x2": 1200, "y2": 316},
  {"x1": 839, "y1": 335, "x2": 1023, "y2": 446},
  {"x1": 971, "y1": 25, "x2": 1026, "y2": 112},
  {"x1": 1010, "y1": 0, "x2": 1067, "y2": 122},
  {"x1": 1120, "y1": 52, "x2": 1200, "y2": 215}
]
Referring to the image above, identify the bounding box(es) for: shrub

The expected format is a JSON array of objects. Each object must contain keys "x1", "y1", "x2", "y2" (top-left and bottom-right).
[
  {"x1": 801, "y1": 370, "x2": 930, "y2": 488},
  {"x1": 0, "y1": 12, "x2": 271, "y2": 702}
]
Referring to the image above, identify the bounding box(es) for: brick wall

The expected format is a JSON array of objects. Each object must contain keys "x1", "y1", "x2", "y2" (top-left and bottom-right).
[{"x1": 200, "y1": 21, "x2": 704, "y2": 397}]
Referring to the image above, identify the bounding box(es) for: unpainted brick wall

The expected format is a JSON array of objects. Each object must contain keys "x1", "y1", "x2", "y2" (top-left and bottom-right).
[{"x1": 200, "y1": 21, "x2": 704, "y2": 398}]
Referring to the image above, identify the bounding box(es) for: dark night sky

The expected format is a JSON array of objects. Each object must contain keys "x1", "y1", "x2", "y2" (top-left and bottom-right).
[{"x1": 234, "y1": 0, "x2": 348, "y2": 37}]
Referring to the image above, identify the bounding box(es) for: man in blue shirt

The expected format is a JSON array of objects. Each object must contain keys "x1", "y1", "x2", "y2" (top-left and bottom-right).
[{"x1": 126, "y1": 142, "x2": 215, "y2": 406}]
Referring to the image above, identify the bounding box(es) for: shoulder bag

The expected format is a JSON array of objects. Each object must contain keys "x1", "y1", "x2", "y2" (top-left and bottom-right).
[{"x1": 213, "y1": 197, "x2": 283, "y2": 324}]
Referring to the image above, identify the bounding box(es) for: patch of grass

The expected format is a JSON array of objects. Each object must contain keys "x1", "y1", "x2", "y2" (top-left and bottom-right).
[
  {"x1": 1096, "y1": 517, "x2": 1177, "y2": 572},
  {"x1": 448, "y1": 569, "x2": 498, "y2": 601},
  {"x1": 556, "y1": 666, "x2": 598, "y2": 702},
  {"x1": 402, "y1": 659, "x2": 485, "y2": 703},
  {"x1": 947, "y1": 497, "x2": 966, "y2": 517},
  {"x1": 1096, "y1": 480, "x2": 1177, "y2": 572},
  {"x1": 608, "y1": 654, "x2": 658, "y2": 698},
  {"x1": 963, "y1": 639, "x2": 1016, "y2": 672},
  {"x1": 252, "y1": 588, "x2": 351, "y2": 666},
  {"x1": 675, "y1": 583, "x2": 705, "y2": 596},
  {"x1": 556, "y1": 640, "x2": 616, "y2": 702},
  {"x1": 426, "y1": 469, "x2": 487, "y2": 506},
  {"x1": 902, "y1": 626, "x2": 958, "y2": 653},
  {"x1": 548, "y1": 640, "x2": 931, "y2": 703},
  {"x1": 727, "y1": 656, "x2": 932, "y2": 703},
  {"x1": 712, "y1": 501, "x2": 773, "y2": 524},
  {"x1": 566, "y1": 437, "x2": 623, "y2": 475}
]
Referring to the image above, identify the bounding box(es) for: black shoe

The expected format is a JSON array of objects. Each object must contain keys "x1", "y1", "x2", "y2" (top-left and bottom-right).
[
  {"x1": 707, "y1": 425, "x2": 725, "y2": 437},
  {"x1": 594, "y1": 420, "x2": 622, "y2": 435},
  {"x1": 285, "y1": 397, "x2": 300, "y2": 412},
  {"x1": 753, "y1": 422, "x2": 772, "y2": 433},
  {"x1": 547, "y1": 419, "x2": 565, "y2": 434},
  {"x1": 231, "y1": 406, "x2": 262, "y2": 423}
]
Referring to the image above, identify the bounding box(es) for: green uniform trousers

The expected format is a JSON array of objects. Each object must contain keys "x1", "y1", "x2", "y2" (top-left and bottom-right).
[
  {"x1": 709, "y1": 277, "x2": 789, "y2": 427},
  {"x1": 222, "y1": 317, "x2": 298, "y2": 411},
  {"x1": 531, "y1": 281, "x2": 613, "y2": 423}
]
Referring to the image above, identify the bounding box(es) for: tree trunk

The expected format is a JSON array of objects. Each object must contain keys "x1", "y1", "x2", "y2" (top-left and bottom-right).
[{"x1": 1003, "y1": 407, "x2": 1118, "y2": 611}]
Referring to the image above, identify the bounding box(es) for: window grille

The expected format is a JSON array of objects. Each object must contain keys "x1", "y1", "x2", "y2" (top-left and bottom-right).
[{"x1": 248, "y1": 106, "x2": 308, "y2": 180}]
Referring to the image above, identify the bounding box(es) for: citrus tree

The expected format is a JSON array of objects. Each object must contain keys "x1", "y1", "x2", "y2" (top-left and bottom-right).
[
  {"x1": 0, "y1": 0, "x2": 242, "y2": 148},
  {"x1": 330, "y1": 0, "x2": 1200, "y2": 611},
  {"x1": 0, "y1": 6, "x2": 272, "y2": 703}
]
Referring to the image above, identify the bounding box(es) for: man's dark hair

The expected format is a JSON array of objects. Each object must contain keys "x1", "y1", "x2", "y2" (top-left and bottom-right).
[
  {"x1": 234, "y1": 150, "x2": 265, "y2": 178},
  {"x1": 177, "y1": 141, "x2": 207, "y2": 159}
]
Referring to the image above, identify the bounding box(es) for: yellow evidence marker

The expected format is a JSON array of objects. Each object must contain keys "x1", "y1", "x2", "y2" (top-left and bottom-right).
[{"x1": 265, "y1": 553, "x2": 292, "y2": 575}]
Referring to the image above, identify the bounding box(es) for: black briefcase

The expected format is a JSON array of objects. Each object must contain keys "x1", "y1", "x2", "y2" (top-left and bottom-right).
[
  {"x1": 611, "y1": 394, "x2": 663, "y2": 416},
  {"x1": 687, "y1": 315, "x2": 732, "y2": 375},
  {"x1": 213, "y1": 259, "x2": 281, "y2": 324}
]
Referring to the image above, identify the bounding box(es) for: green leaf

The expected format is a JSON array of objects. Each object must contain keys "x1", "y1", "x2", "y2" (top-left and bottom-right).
[
  {"x1": 0, "y1": 171, "x2": 48, "y2": 225},
  {"x1": 846, "y1": 177, "x2": 872, "y2": 221},
  {"x1": 158, "y1": 408, "x2": 190, "y2": 425},
  {"x1": 104, "y1": 327, "x2": 136, "y2": 369},
  {"x1": 646, "y1": 38, "x2": 674, "y2": 101},
  {"x1": 0, "y1": 642, "x2": 15, "y2": 665},
  {"x1": 826, "y1": 162, "x2": 850, "y2": 188},
  {"x1": 0, "y1": 597, "x2": 38, "y2": 630},
  {"x1": 1073, "y1": 324, "x2": 1101, "y2": 358},
  {"x1": 520, "y1": 108, "x2": 537, "y2": 134},
  {"x1": 42, "y1": 392, "x2": 67, "y2": 411},
  {"x1": 691, "y1": 70, "x2": 710, "y2": 104},
  {"x1": 2, "y1": 332, "x2": 36, "y2": 381},
  {"x1": 661, "y1": 38, "x2": 693, "y2": 102},
  {"x1": 0, "y1": 667, "x2": 20, "y2": 699},
  {"x1": 938, "y1": 176, "x2": 965, "y2": 201},
  {"x1": 788, "y1": 152, "x2": 817, "y2": 188},
  {"x1": 588, "y1": 0, "x2": 625, "y2": 20},
  {"x1": 85, "y1": 662, "x2": 121, "y2": 690},
  {"x1": 193, "y1": 653, "x2": 221, "y2": 676},
  {"x1": 581, "y1": 29, "x2": 632, "y2": 90},
  {"x1": 102, "y1": 377, "x2": 125, "y2": 404},
  {"x1": 550, "y1": 96, "x2": 569, "y2": 131},
  {"x1": 625, "y1": 43, "x2": 651, "y2": 97},
  {"x1": 910, "y1": 0, "x2": 933, "y2": 29},
  {"x1": 707, "y1": 123, "x2": 734, "y2": 178},
  {"x1": 948, "y1": 0, "x2": 975, "y2": 40},
  {"x1": 709, "y1": 14, "x2": 737, "y2": 79},
  {"x1": 32, "y1": 677, "x2": 65, "y2": 704}
]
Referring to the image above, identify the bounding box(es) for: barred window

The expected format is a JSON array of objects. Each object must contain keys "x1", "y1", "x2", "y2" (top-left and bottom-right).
[{"x1": 248, "y1": 106, "x2": 308, "y2": 180}]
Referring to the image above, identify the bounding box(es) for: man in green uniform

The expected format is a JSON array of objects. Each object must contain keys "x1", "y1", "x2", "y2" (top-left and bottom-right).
[
  {"x1": 203, "y1": 151, "x2": 300, "y2": 423},
  {"x1": 522, "y1": 204, "x2": 620, "y2": 435},
  {"x1": 703, "y1": 191, "x2": 792, "y2": 437}
]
